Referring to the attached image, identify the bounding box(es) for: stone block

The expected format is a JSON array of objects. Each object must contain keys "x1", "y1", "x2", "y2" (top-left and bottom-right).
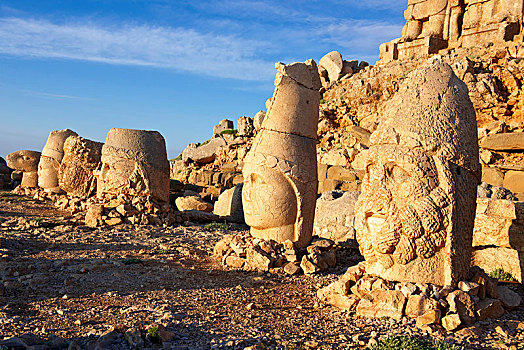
[
  {"x1": 473, "y1": 198, "x2": 524, "y2": 251},
  {"x1": 355, "y1": 290, "x2": 406, "y2": 321},
  {"x1": 503, "y1": 171, "x2": 524, "y2": 194},
  {"x1": 319, "y1": 51, "x2": 343, "y2": 82},
  {"x1": 481, "y1": 167, "x2": 504, "y2": 187},
  {"x1": 317, "y1": 163, "x2": 328, "y2": 182},
  {"x1": 496, "y1": 286, "x2": 522, "y2": 310},
  {"x1": 476, "y1": 298, "x2": 504, "y2": 321},
  {"x1": 182, "y1": 137, "x2": 226, "y2": 164},
  {"x1": 472, "y1": 247, "x2": 524, "y2": 283},
  {"x1": 313, "y1": 191, "x2": 360, "y2": 242},
  {"x1": 213, "y1": 184, "x2": 244, "y2": 223},
  {"x1": 175, "y1": 196, "x2": 213, "y2": 212},
  {"x1": 326, "y1": 166, "x2": 357, "y2": 182},
  {"x1": 405, "y1": 295, "x2": 439, "y2": 319},
  {"x1": 480, "y1": 132, "x2": 524, "y2": 151}
]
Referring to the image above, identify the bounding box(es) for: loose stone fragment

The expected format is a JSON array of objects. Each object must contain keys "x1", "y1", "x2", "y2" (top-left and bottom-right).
[
  {"x1": 355, "y1": 290, "x2": 406, "y2": 321},
  {"x1": 476, "y1": 298, "x2": 505, "y2": 321},
  {"x1": 441, "y1": 314, "x2": 462, "y2": 331}
]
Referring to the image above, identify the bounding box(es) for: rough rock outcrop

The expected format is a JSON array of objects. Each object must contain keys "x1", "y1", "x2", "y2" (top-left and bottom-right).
[
  {"x1": 242, "y1": 60, "x2": 321, "y2": 248},
  {"x1": 354, "y1": 59, "x2": 480, "y2": 286}
]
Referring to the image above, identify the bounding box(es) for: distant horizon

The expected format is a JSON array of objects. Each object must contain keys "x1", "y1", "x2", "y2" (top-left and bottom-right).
[{"x1": 0, "y1": 0, "x2": 406, "y2": 159}]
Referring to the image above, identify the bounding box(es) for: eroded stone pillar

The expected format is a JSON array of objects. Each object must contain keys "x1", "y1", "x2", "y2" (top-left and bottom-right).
[
  {"x1": 6, "y1": 150, "x2": 41, "y2": 188},
  {"x1": 58, "y1": 135, "x2": 103, "y2": 198},
  {"x1": 38, "y1": 129, "x2": 78, "y2": 192},
  {"x1": 242, "y1": 60, "x2": 321, "y2": 248},
  {"x1": 96, "y1": 128, "x2": 169, "y2": 203},
  {"x1": 354, "y1": 59, "x2": 481, "y2": 286}
]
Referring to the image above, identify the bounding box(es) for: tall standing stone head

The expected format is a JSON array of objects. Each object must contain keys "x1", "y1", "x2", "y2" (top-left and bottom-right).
[
  {"x1": 354, "y1": 59, "x2": 480, "y2": 286},
  {"x1": 96, "y1": 128, "x2": 169, "y2": 203},
  {"x1": 6, "y1": 150, "x2": 41, "y2": 187},
  {"x1": 242, "y1": 60, "x2": 321, "y2": 248},
  {"x1": 58, "y1": 135, "x2": 103, "y2": 198},
  {"x1": 38, "y1": 129, "x2": 78, "y2": 192}
]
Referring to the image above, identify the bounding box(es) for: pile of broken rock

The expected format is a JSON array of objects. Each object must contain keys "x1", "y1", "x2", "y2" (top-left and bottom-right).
[
  {"x1": 318, "y1": 264, "x2": 522, "y2": 332},
  {"x1": 214, "y1": 234, "x2": 340, "y2": 275}
]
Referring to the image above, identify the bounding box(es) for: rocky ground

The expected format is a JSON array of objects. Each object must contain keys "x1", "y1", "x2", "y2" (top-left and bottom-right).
[{"x1": 1, "y1": 191, "x2": 523, "y2": 349}]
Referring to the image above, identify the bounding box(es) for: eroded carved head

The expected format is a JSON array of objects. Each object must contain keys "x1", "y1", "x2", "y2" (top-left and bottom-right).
[
  {"x1": 96, "y1": 128, "x2": 169, "y2": 203},
  {"x1": 58, "y1": 135, "x2": 103, "y2": 198},
  {"x1": 38, "y1": 129, "x2": 78, "y2": 191},
  {"x1": 355, "y1": 144, "x2": 449, "y2": 269},
  {"x1": 354, "y1": 59, "x2": 480, "y2": 285},
  {"x1": 241, "y1": 60, "x2": 320, "y2": 248},
  {"x1": 6, "y1": 150, "x2": 41, "y2": 187},
  {"x1": 242, "y1": 157, "x2": 298, "y2": 230}
]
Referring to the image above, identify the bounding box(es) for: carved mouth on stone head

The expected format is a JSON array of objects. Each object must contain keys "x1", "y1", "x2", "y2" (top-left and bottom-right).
[{"x1": 365, "y1": 212, "x2": 386, "y2": 234}]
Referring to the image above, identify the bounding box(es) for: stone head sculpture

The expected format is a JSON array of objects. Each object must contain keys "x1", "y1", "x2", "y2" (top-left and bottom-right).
[
  {"x1": 354, "y1": 59, "x2": 480, "y2": 286},
  {"x1": 242, "y1": 60, "x2": 321, "y2": 248},
  {"x1": 96, "y1": 128, "x2": 169, "y2": 203},
  {"x1": 38, "y1": 129, "x2": 78, "y2": 192},
  {"x1": 6, "y1": 150, "x2": 41, "y2": 187},
  {"x1": 58, "y1": 135, "x2": 103, "y2": 198}
]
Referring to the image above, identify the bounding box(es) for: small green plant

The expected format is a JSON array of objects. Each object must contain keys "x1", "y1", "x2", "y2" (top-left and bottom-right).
[
  {"x1": 368, "y1": 335, "x2": 464, "y2": 350},
  {"x1": 148, "y1": 325, "x2": 160, "y2": 343},
  {"x1": 488, "y1": 268, "x2": 516, "y2": 282},
  {"x1": 220, "y1": 129, "x2": 238, "y2": 135},
  {"x1": 122, "y1": 258, "x2": 143, "y2": 265},
  {"x1": 170, "y1": 154, "x2": 182, "y2": 161},
  {"x1": 150, "y1": 248, "x2": 174, "y2": 255},
  {"x1": 320, "y1": 99, "x2": 326, "y2": 104},
  {"x1": 487, "y1": 42, "x2": 494, "y2": 47},
  {"x1": 204, "y1": 222, "x2": 231, "y2": 231}
]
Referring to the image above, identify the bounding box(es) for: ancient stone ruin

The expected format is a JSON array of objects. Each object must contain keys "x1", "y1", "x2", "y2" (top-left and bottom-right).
[
  {"x1": 38, "y1": 129, "x2": 78, "y2": 193},
  {"x1": 380, "y1": 0, "x2": 524, "y2": 63},
  {"x1": 242, "y1": 60, "x2": 321, "y2": 248},
  {"x1": 317, "y1": 60, "x2": 523, "y2": 331},
  {"x1": 6, "y1": 150, "x2": 41, "y2": 188}
]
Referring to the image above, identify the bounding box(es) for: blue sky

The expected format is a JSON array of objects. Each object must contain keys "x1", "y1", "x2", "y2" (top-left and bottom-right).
[{"x1": 0, "y1": 0, "x2": 406, "y2": 158}]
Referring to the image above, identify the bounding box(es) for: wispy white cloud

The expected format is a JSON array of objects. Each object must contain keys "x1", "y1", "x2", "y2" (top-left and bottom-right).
[
  {"x1": 0, "y1": 83, "x2": 95, "y2": 100},
  {"x1": 317, "y1": 20, "x2": 404, "y2": 57},
  {"x1": 0, "y1": 17, "x2": 276, "y2": 81}
]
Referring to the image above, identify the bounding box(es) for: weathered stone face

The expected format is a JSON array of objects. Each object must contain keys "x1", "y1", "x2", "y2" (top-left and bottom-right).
[
  {"x1": 58, "y1": 135, "x2": 103, "y2": 198},
  {"x1": 242, "y1": 60, "x2": 321, "y2": 248},
  {"x1": 354, "y1": 60, "x2": 480, "y2": 286},
  {"x1": 6, "y1": 150, "x2": 41, "y2": 187},
  {"x1": 38, "y1": 129, "x2": 78, "y2": 192},
  {"x1": 96, "y1": 128, "x2": 170, "y2": 203}
]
